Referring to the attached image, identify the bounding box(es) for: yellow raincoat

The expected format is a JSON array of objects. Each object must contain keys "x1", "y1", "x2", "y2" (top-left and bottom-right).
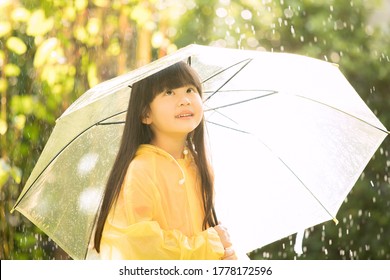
[{"x1": 99, "y1": 144, "x2": 225, "y2": 259}]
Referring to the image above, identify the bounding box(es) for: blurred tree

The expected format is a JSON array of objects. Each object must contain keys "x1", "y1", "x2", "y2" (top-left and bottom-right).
[
  {"x1": 1, "y1": 0, "x2": 143, "y2": 259},
  {"x1": 0, "y1": 0, "x2": 389, "y2": 259}
]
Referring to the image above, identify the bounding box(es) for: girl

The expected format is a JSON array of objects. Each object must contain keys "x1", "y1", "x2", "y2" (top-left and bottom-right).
[{"x1": 93, "y1": 61, "x2": 237, "y2": 260}]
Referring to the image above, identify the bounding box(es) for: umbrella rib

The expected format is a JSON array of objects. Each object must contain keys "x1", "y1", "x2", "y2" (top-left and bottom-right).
[
  {"x1": 294, "y1": 95, "x2": 390, "y2": 134},
  {"x1": 203, "y1": 58, "x2": 253, "y2": 102},
  {"x1": 206, "y1": 120, "x2": 251, "y2": 134},
  {"x1": 99, "y1": 121, "x2": 125, "y2": 125},
  {"x1": 203, "y1": 90, "x2": 278, "y2": 133},
  {"x1": 201, "y1": 58, "x2": 252, "y2": 84},
  {"x1": 204, "y1": 90, "x2": 278, "y2": 112},
  {"x1": 271, "y1": 152, "x2": 338, "y2": 223},
  {"x1": 207, "y1": 121, "x2": 338, "y2": 223}
]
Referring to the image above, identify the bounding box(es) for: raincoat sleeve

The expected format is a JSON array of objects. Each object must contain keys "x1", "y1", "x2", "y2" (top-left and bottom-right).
[{"x1": 101, "y1": 164, "x2": 225, "y2": 260}]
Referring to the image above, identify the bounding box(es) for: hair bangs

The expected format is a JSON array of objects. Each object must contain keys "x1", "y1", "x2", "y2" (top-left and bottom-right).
[{"x1": 149, "y1": 61, "x2": 202, "y2": 97}]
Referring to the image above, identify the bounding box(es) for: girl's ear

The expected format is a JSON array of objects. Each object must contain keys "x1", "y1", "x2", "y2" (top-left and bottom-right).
[
  {"x1": 141, "y1": 107, "x2": 152, "y2": 124},
  {"x1": 142, "y1": 114, "x2": 152, "y2": 125}
]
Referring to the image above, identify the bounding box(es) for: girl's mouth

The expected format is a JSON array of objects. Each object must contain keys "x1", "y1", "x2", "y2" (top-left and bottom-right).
[{"x1": 175, "y1": 112, "x2": 194, "y2": 118}]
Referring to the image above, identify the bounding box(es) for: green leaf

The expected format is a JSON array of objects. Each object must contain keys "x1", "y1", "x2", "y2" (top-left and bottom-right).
[
  {"x1": 6, "y1": 37, "x2": 27, "y2": 55},
  {"x1": 0, "y1": 158, "x2": 10, "y2": 189},
  {"x1": 0, "y1": 21, "x2": 12, "y2": 37},
  {"x1": 0, "y1": 78, "x2": 7, "y2": 92},
  {"x1": 10, "y1": 166, "x2": 22, "y2": 184},
  {"x1": 88, "y1": 63, "x2": 99, "y2": 87},
  {"x1": 131, "y1": 5, "x2": 152, "y2": 26},
  {"x1": 34, "y1": 38, "x2": 58, "y2": 68},
  {"x1": 11, "y1": 7, "x2": 31, "y2": 22},
  {"x1": 26, "y1": 9, "x2": 54, "y2": 37},
  {"x1": 4, "y1": 64, "x2": 21, "y2": 77},
  {"x1": 75, "y1": 0, "x2": 88, "y2": 11},
  {"x1": 13, "y1": 114, "x2": 26, "y2": 131},
  {"x1": 0, "y1": 119, "x2": 7, "y2": 135},
  {"x1": 86, "y1": 17, "x2": 101, "y2": 36},
  {"x1": 10, "y1": 95, "x2": 34, "y2": 115},
  {"x1": 92, "y1": 0, "x2": 110, "y2": 8}
]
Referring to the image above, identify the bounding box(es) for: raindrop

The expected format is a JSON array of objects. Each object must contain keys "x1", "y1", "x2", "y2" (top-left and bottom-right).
[
  {"x1": 77, "y1": 152, "x2": 99, "y2": 176},
  {"x1": 330, "y1": 52, "x2": 340, "y2": 63},
  {"x1": 349, "y1": 250, "x2": 354, "y2": 259},
  {"x1": 290, "y1": 25, "x2": 295, "y2": 35},
  {"x1": 247, "y1": 37, "x2": 259, "y2": 48},
  {"x1": 284, "y1": 7, "x2": 293, "y2": 19},
  {"x1": 225, "y1": 16, "x2": 235, "y2": 26},
  {"x1": 216, "y1": 7, "x2": 227, "y2": 18},
  {"x1": 251, "y1": 25, "x2": 255, "y2": 34},
  {"x1": 79, "y1": 186, "x2": 102, "y2": 214},
  {"x1": 241, "y1": 9, "x2": 252, "y2": 20},
  {"x1": 338, "y1": 227, "x2": 343, "y2": 238}
]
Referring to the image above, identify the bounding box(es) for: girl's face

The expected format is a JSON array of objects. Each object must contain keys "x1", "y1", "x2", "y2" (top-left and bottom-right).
[{"x1": 143, "y1": 84, "x2": 203, "y2": 141}]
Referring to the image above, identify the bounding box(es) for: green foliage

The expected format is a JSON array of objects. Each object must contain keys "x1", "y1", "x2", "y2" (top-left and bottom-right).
[{"x1": 0, "y1": 0, "x2": 389, "y2": 259}]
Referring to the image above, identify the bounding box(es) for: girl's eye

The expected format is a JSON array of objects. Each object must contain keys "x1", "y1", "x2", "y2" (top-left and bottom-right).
[
  {"x1": 186, "y1": 87, "x2": 196, "y2": 94},
  {"x1": 165, "y1": 90, "x2": 174, "y2": 96}
]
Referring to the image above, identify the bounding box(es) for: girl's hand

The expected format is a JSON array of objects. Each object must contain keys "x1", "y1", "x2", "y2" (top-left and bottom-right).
[
  {"x1": 214, "y1": 223, "x2": 232, "y2": 248},
  {"x1": 214, "y1": 223, "x2": 237, "y2": 260},
  {"x1": 222, "y1": 246, "x2": 237, "y2": 260}
]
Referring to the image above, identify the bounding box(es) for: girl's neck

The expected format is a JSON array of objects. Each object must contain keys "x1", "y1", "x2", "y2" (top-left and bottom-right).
[{"x1": 150, "y1": 135, "x2": 187, "y2": 159}]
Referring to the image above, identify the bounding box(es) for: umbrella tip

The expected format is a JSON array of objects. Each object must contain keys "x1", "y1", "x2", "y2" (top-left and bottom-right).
[{"x1": 333, "y1": 217, "x2": 339, "y2": 225}]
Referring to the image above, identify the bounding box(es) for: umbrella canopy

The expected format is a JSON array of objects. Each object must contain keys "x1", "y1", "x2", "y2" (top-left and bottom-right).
[{"x1": 12, "y1": 44, "x2": 388, "y2": 259}]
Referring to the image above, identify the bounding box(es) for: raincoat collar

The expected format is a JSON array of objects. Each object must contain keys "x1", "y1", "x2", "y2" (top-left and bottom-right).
[{"x1": 137, "y1": 144, "x2": 193, "y2": 185}]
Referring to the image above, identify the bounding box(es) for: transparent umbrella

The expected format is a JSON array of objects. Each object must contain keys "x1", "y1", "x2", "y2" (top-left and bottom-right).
[{"x1": 12, "y1": 44, "x2": 388, "y2": 259}]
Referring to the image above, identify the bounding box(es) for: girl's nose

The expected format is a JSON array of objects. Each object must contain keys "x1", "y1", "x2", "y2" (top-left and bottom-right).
[{"x1": 179, "y1": 96, "x2": 191, "y2": 106}]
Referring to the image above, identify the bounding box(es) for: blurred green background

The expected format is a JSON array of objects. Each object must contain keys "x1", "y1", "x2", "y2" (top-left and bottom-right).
[{"x1": 0, "y1": 0, "x2": 389, "y2": 260}]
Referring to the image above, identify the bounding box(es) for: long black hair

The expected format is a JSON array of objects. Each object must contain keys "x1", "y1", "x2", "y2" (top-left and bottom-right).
[{"x1": 94, "y1": 61, "x2": 217, "y2": 252}]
